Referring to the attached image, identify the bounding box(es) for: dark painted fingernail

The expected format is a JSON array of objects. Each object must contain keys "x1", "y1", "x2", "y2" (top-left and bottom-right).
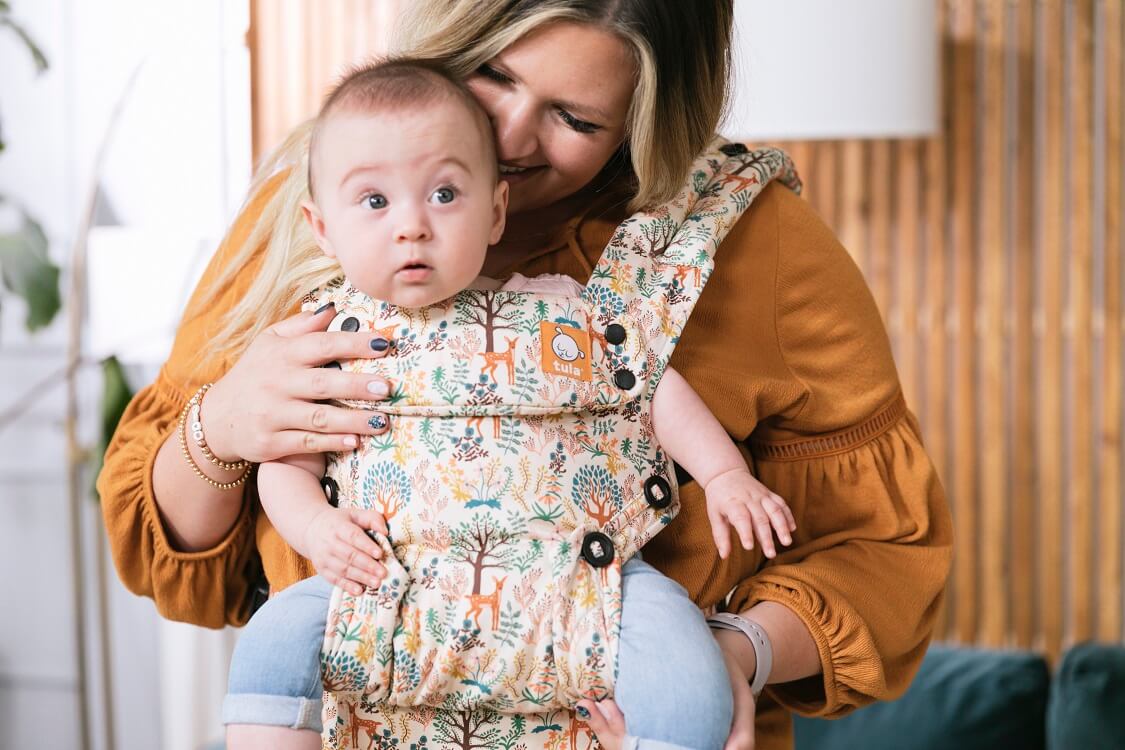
[
  {"x1": 314, "y1": 302, "x2": 335, "y2": 314},
  {"x1": 575, "y1": 706, "x2": 590, "y2": 719},
  {"x1": 368, "y1": 414, "x2": 388, "y2": 430},
  {"x1": 370, "y1": 337, "x2": 391, "y2": 352}
]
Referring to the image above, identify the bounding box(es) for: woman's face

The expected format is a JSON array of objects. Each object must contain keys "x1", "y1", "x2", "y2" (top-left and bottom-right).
[{"x1": 466, "y1": 22, "x2": 637, "y2": 216}]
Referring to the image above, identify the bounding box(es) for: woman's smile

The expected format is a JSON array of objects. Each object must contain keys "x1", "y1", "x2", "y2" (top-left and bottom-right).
[{"x1": 498, "y1": 161, "x2": 543, "y2": 185}]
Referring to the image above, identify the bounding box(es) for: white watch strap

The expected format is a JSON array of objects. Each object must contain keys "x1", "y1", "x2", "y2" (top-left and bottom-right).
[{"x1": 707, "y1": 612, "x2": 773, "y2": 696}]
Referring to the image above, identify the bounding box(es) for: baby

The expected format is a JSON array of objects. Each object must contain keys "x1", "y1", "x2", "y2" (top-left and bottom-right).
[{"x1": 223, "y1": 59, "x2": 795, "y2": 750}]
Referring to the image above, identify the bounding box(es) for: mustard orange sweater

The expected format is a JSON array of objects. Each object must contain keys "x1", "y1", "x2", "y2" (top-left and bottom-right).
[{"x1": 98, "y1": 175, "x2": 952, "y2": 750}]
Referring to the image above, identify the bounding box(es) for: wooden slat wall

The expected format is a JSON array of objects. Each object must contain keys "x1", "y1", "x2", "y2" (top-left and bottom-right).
[
  {"x1": 249, "y1": 0, "x2": 400, "y2": 160},
  {"x1": 1101, "y1": 0, "x2": 1123, "y2": 645},
  {"x1": 783, "y1": 0, "x2": 1124, "y2": 658},
  {"x1": 249, "y1": 0, "x2": 1125, "y2": 657}
]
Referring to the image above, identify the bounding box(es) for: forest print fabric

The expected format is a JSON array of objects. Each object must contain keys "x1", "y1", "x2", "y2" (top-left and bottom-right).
[{"x1": 300, "y1": 140, "x2": 800, "y2": 749}]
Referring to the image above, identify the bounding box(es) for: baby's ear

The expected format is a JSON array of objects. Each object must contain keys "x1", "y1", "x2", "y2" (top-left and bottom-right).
[
  {"x1": 489, "y1": 180, "x2": 509, "y2": 245},
  {"x1": 301, "y1": 200, "x2": 335, "y2": 257}
]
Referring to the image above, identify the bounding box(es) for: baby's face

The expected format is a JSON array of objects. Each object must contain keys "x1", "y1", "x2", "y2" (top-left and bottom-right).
[{"x1": 304, "y1": 100, "x2": 507, "y2": 307}]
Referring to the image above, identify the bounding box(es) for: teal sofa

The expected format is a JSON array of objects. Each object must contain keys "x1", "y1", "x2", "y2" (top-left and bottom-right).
[{"x1": 793, "y1": 642, "x2": 1125, "y2": 750}]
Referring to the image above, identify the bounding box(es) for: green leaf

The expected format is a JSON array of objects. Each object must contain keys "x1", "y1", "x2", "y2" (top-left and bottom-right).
[
  {"x1": 0, "y1": 17, "x2": 50, "y2": 73},
  {"x1": 0, "y1": 213, "x2": 61, "y2": 331},
  {"x1": 92, "y1": 356, "x2": 134, "y2": 501}
]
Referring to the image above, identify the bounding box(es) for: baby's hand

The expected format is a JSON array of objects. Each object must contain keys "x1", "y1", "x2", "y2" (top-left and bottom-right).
[
  {"x1": 704, "y1": 468, "x2": 796, "y2": 559},
  {"x1": 302, "y1": 507, "x2": 389, "y2": 595}
]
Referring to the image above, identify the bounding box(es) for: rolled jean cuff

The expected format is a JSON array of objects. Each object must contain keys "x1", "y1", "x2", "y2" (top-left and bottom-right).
[{"x1": 221, "y1": 693, "x2": 323, "y2": 732}]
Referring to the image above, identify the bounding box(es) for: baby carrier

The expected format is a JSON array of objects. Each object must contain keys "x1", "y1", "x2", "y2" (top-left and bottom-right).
[{"x1": 304, "y1": 140, "x2": 799, "y2": 749}]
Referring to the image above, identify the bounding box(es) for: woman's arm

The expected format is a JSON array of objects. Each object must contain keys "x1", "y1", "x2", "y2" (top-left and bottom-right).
[
  {"x1": 712, "y1": 601, "x2": 820, "y2": 685},
  {"x1": 641, "y1": 182, "x2": 952, "y2": 727},
  {"x1": 98, "y1": 171, "x2": 392, "y2": 626},
  {"x1": 150, "y1": 305, "x2": 387, "y2": 551}
]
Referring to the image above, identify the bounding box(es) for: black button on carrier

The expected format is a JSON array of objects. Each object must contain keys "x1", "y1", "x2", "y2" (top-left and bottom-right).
[
  {"x1": 320, "y1": 476, "x2": 339, "y2": 507},
  {"x1": 644, "y1": 476, "x2": 673, "y2": 509},
  {"x1": 605, "y1": 324, "x2": 626, "y2": 345},
  {"x1": 581, "y1": 531, "x2": 615, "y2": 568}
]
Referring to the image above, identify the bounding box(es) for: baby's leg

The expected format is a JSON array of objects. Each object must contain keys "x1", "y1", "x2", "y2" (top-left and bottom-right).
[
  {"x1": 223, "y1": 575, "x2": 333, "y2": 750},
  {"x1": 609, "y1": 557, "x2": 734, "y2": 749}
]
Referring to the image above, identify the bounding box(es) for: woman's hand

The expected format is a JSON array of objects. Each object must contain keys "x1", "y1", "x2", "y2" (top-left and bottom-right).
[
  {"x1": 202, "y1": 305, "x2": 393, "y2": 463},
  {"x1": 715, "y1": 629, "x2": 758, "y2": 750}
]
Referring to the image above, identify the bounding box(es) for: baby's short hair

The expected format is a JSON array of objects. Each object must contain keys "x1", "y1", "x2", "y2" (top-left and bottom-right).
[{"x1": 307, "y1": 58, "x2": 497, "y2": 199}]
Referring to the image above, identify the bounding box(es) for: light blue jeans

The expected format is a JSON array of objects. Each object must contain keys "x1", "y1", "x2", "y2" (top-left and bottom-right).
[{"x1": 223, "y1": 557, "x2": 734, "y2": 749}]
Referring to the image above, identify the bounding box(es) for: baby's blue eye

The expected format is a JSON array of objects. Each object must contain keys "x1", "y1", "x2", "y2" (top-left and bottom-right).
[
  {"x1": 366, "y1": 194, "x2": 387, "y2": 209},
  {"x1": 432, "y1": 187, "x2": 456, "y2": 204}
]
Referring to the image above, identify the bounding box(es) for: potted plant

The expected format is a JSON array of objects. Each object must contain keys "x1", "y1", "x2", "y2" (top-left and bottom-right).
[{"x1": 0, "y1": 0, "x2": 61, "y2": 335}]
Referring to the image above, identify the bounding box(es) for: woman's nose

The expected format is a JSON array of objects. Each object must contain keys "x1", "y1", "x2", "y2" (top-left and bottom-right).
[{"x1": 491, "y1": 96, "x2": 538, "y2": 161}]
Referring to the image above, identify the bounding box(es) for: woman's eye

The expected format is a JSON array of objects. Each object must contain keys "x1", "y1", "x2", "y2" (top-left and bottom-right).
[
  {"x1": 557, "y1": 108, "x2": 600, "y2": 135},
  {"x1": 431, "y1": 187, "x2": 456, "y2": 204},
  {"x1": 476, "y1": 63, "x2": 510, "y2": 84},
  {"x1": 366, "y1": 194, "x2": 387, "y2": 209}
]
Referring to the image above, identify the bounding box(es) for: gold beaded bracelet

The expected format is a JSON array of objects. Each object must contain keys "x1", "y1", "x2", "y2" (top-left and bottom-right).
[
  {"x1": 178, "y1": 384, "x2": 252, "y2": 490},
  {"x1": 185, "y1": 384, "x2": 250, "y2": 471}
]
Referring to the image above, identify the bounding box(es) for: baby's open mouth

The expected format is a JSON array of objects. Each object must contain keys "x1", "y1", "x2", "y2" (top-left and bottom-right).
[{"x1": 397, "y1": 262, "x2": 434, "y2": 281}]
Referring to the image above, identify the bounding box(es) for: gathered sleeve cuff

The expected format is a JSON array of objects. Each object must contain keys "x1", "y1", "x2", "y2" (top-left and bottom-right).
[
  {"x1": 97, "y1": 371, "x2": 257, "y2": 630},
  {"x1": 95, "y1": 170, "x2": 295, "y2": 628},
  {"x1": 726, "y1": 398, "x2": 953, "y2": 718}
]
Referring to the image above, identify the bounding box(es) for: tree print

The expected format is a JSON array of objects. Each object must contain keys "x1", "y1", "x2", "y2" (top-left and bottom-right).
[
  {"x1": 431, "y1": 708, "x2": 508, "y2": 750},
  {"x1": 449, "y1": 513, "x2": 521, "y2": 595},
  {"x1": 455, "y1": 290, "x2": 522, "y2": 353},
  {"x1": 584, "y1": 284, "x2": 625, "y2": 320},
  {"x1": 570, "y1": 465, "x2": 623, "y2": 527},
  {"x1": 363, "y1": 461, "x2": 411, "y2": 522},
  {"x1": 639, "y1": 213, "x2": 678, "y2": 257}
]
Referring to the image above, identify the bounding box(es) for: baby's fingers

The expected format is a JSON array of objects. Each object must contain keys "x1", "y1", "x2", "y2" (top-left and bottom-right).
[
  {"x1": 328, "y1": 539, "x2": 386, "y2": 590},
  {"x1": 319, "y1": 567, "x2": 364, "y2": 596},
  {"x1": 349, "y1": 508, "x2": 389, "y2": 538},
  {"x1": 781, "y1": 498, "x2": 797, "y2": 532},
  {"x1": 708, "y1": 508, "x2": 733, "y2": 559},
  {"x1": 747, "y1": 505, "x2": 778, "y2": 558},
  {"x1": 337, "y1": 516, "x2": 384, "y2": 560},
  {"x1": 725, "y1": 505, "x2": 757, "y2": 554},
  {"x1": 761, "y1": 494, "x2": 794, "y2": 546}
]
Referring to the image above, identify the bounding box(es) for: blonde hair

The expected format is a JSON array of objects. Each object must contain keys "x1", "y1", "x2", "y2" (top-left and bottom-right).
[{"x1": 195, "y1": 0, "x2": 734, "y2": 363}]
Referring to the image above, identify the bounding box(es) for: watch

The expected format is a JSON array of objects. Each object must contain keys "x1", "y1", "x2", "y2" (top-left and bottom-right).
[{"x1": 707, "y1": 612, "x2": 773, "y2": 697}]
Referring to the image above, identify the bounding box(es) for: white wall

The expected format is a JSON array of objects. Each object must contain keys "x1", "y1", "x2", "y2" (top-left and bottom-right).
[{"x1": 0, "y1": 1, "x2": 250, "y2": 748}]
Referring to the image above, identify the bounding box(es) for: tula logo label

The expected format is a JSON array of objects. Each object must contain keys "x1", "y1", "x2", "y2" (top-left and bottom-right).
[{"x1": 540, "y1": 321, "x2": 592, "y2": 381}]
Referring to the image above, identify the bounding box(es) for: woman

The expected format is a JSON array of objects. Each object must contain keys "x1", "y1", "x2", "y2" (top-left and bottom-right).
[{"x1": 98, "y1": 2, "x2": 953, "y2": 749}]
